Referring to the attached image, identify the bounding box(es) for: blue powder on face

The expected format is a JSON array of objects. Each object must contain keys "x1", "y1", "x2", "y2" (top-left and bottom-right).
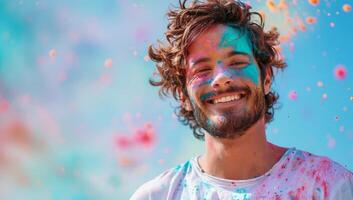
[
  {"x1": 200, "y1": 92, "x2": 214, "y2": 102},
  {"x1": 218, "y1": 26, "x2": 260, "y2": 86}
]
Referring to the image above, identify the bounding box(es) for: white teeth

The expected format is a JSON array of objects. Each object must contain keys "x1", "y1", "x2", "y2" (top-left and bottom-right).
[{"x1": 213, "y1": 94, "x2": 243, "y2": 104}]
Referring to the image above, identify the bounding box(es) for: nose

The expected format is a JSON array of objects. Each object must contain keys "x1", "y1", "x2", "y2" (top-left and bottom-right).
[{"x1": 211, "y1": 72, "x2": 233, "y2": 89}]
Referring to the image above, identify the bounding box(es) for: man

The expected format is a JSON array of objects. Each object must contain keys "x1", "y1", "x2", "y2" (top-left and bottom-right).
[{"x1": 131, "y1": 0, "x2": 353, "y2": 199}]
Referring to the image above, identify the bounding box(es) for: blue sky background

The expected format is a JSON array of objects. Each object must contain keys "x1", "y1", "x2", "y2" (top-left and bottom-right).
[{"x1": 0, "y1": 0, "x2": 352, "y2": 199}]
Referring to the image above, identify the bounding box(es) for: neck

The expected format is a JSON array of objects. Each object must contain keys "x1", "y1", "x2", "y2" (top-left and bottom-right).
[{"x1": 199, "y1": 117, "x2": 287, "y2": 180}]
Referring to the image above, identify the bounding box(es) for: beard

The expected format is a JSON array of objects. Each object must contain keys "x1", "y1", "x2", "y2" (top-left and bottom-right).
[{"x1": 191, "y1": 85, "x2": 266, "y2": 139}]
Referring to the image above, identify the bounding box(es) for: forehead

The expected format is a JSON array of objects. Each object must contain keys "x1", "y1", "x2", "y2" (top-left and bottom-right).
[{"x1": 187, "y1": 24, "x2": 252, "y2": 59}]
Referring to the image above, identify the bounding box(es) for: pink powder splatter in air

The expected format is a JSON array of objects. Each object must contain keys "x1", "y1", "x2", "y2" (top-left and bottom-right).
[
  {"x1": 0, "y1": 99, "x2": 9, "y2": 113},
  {"x1": 134, "y1": 122, "x2": 156, "y2": 147},
  {"x1": 49, "y1": 49, "x2": 57, "y2": 58},
  {"x1": 104, "y1": 58, "x2": 113, "y2": 68},
  {"x1": 288, "y1": 90, "x2": 298, "y2": 100},
  {"x1": 334, "y1": 65, "x2": 347, "y2": 80},
  {"x1": 115, "y1": 135, "x2": 132, "y2": 149}
]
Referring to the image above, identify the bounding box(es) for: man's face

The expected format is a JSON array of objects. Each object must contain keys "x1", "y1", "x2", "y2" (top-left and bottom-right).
[{"x1": 185, "y1": 24, "x2": 269, "y2": 139}]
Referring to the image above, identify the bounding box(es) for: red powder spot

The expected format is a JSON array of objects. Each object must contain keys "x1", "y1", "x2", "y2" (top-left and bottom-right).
[
  {"x1": 334, "y1": 65, "x2": 347, "y2": 80},
  {"x1": 343, "y1": 4, "x2": 351, "y2": 12},
  {"x1": 308, "y1": 0, "x2": 319, "y2": 6},
  {"x1": 115, "y1": 135, "x2": 132, "y2": 149},
  {"x1": 104, "y1": 58, "x2": 113, "y2": 68},
  {"x1": 300, "y1": 168, "x2": 306, "y2": 173},
  {"x1": 134, "y1": 123, "x2": 156, "y2": 147},
  {"x1": 288, "y1": 185, "x2": 306, "y2": 200},
  {"x1": 288, "y1": 90, "x2": 298, "y2": 100},
  {"x1": 49, "y1": 49, "x2": 57, "y2": 58},
  {"x1": 311, "y1": 169, "x2": 317, "y2": 177},
  {"x1": 306, "y1": 16, "x2": 317, "y2": 24},
  {"x1": 321, "y1": 180, "x2": 329, "y2": 198}
]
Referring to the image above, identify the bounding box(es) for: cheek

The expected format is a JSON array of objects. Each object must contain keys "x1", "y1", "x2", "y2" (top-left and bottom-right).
[
  {"x1": 188, "y1": 80, "x2": 213, "y2": 105},
  {"x1": 200, "y1": 91, "x2": 213, "y2": 102},
  {"x1": 241, "y1": 63, "x2": 260, "y2": 86},
  {"x1": 190, "y1": 76, "x2": 213, "y2": 90},
  {"x1": 227, "y1": 64, "x2": 260, "y2": 86}
]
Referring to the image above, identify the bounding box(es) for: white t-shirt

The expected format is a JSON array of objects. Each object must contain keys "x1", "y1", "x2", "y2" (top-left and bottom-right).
[{"x1": 131, "y1": 148, "x2": 353, "y2": 199}]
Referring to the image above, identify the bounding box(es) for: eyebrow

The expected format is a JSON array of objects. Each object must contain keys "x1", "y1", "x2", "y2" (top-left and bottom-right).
[{"x1": 226, "y1": 51, "x2": 249, "y2": 58}]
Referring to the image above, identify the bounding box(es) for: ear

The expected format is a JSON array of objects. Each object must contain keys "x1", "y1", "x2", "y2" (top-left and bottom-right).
[
  {"x1": 263, "y1": 67, "x2": 272, "y2": 95},
  {"x1": 178, "y1": 88, "x2": 192, "y2": 112}
]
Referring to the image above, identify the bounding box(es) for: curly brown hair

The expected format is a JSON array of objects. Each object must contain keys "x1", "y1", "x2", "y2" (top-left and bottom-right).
[{"x1": 148, "y1": 0, "x2": 286, "y2": 140}]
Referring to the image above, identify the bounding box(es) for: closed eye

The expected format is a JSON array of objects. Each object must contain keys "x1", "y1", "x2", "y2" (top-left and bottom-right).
[
  {"x1": 196, "y1": 68, "x2": 212, "y2": 73},
  {"x1": 230, "y1": 62, "x2": 250, "y2": 68}
]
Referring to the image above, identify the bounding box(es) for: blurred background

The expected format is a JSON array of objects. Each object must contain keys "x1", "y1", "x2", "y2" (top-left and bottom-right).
[{"x1": 0, "y1": 0, "x2": 352, "y2": 199}]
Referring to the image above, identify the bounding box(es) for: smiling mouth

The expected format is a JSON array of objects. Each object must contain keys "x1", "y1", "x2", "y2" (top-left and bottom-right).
[{"x1": 206, "y1": 92, "x2": 248, "y2": 105}]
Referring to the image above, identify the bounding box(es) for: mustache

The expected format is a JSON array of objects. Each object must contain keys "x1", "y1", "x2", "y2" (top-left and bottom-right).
[{"x1": 200, "y1": 85, "x2": 251, "y2": 102}]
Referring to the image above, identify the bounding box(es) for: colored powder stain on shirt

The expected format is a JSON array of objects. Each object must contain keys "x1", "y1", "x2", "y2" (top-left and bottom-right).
[
  {"x1": 321, "y1": 180, "x2": 329, "y2": 198},
  {"x1": 131, "y1": 148, "x2": 353, "y2": 200},
  {"x1": 232, "y1": 188, "x2": 251, "y2": 200}
]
